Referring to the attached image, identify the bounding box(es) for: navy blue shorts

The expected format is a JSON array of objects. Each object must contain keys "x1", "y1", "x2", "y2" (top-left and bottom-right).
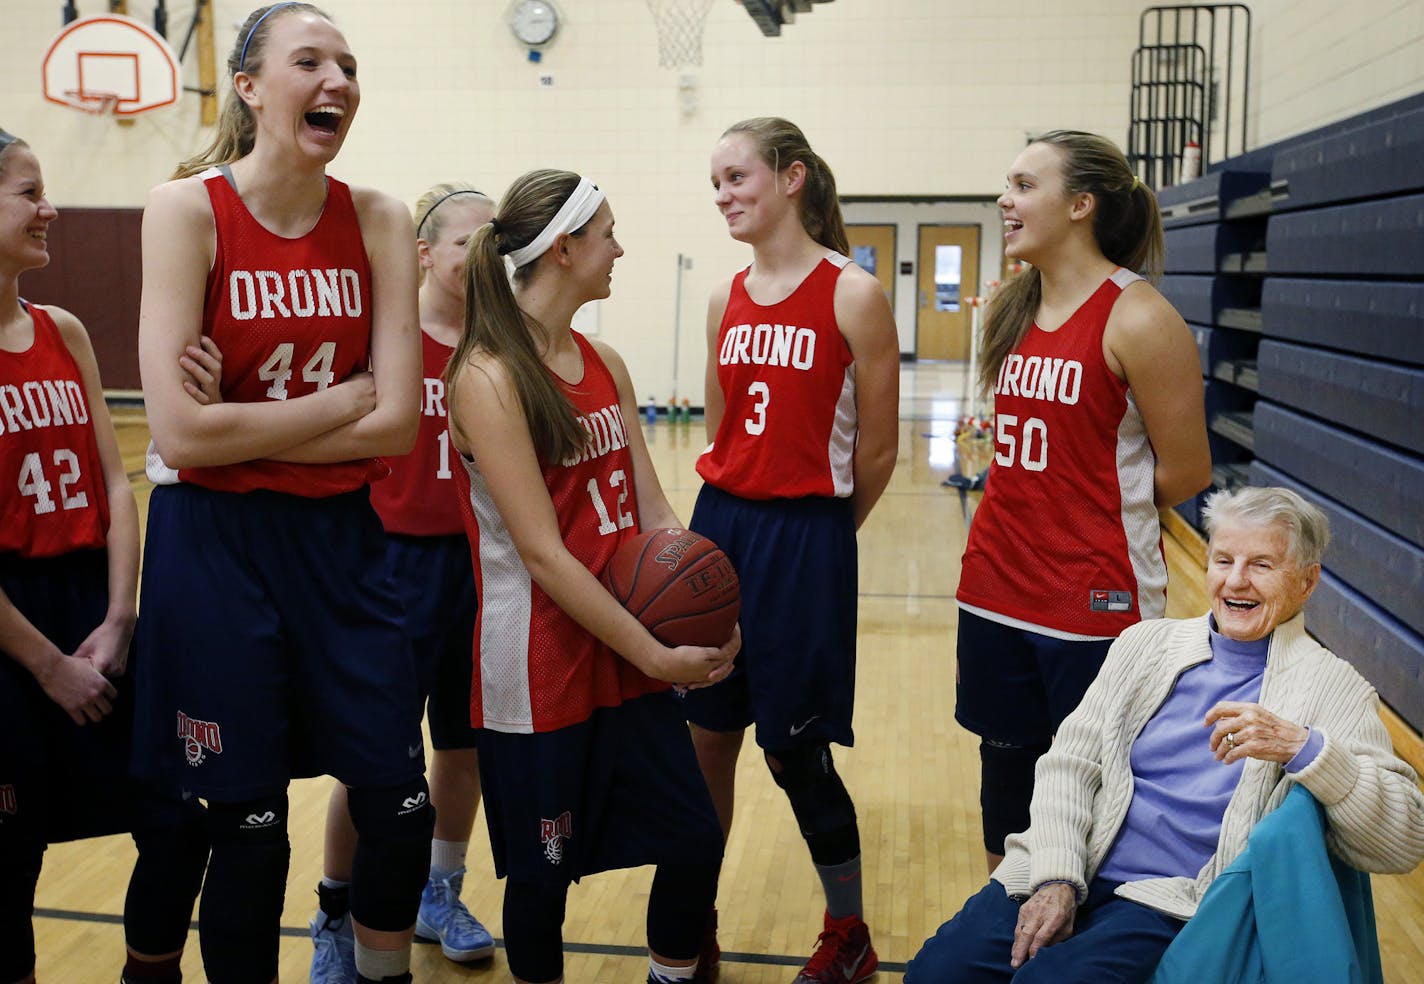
[
  {"x1": 133, "y1": 484, "x2": 426, "y2": 800},
  {"x1": 383, "y1": 534, "x2": 478, "y2": 751},
  {"x1": 0, "y1": 550, "x2": 161, "y2": 847},
  {"x1": 476, "y1": 691, "x2": 723, "y2": 886},
  {"x1": 954, "y1": 608, "x2": 1113, "y2": 746},
  {"x1": 680, "y1": 485, "x2": 858, "y2": 751}
]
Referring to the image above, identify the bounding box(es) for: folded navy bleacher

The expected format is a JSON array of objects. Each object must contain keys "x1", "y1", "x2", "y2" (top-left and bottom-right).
[
  {"x1": 1272, "y1": 107, "x2": 1424, "y2": 212},
  {"x1": 1163, "y1": 222, "x2": 1261, "y2": 274},
  {"x1": 1257, "y1": 340, "x2": 1422, "y2": 455},
  {"x1": 1158, "y1": 274, "x2": 1257, "y2": 326},
  {"x1": 1252, "y1": 462, "x2": 1424, "y2": 638},
  {"x1": 1253, "y1": 401, "x2": 1424, "y2": 547},
  {"x1": 1206, "y1": 90, "x2": 1424, "y2": 179},
  {"x1": 1307, "y1": 570, "x2": 1424, "y2": 732},
  {"x1": 1265, "y1": 192, "x2": 1424, "y2": 276},
  {"x1": 1261, "y1": 279, "x2": 1424, "y2": 367},
  {"x1": 1190, "y1": 323, "x2": 1257, "y2": 380},
  {"x1": 1156, "y1": 170, "x2": 1270, "y2": 228}
]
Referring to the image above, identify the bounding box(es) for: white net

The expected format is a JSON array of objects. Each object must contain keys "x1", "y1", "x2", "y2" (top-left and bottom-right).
[{"x1": 646, "y1": 0, "x2": 716, "y2": 68}]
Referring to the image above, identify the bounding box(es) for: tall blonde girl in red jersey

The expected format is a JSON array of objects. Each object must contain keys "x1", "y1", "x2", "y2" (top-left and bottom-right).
[
  {"x1": 308, "y1": 184, "x2": 497, "y2": 980},
  {"x1": 134, "y1": 5, "x2": 429, "y2": 983},
  {"x1": 0, "y1": 129, "x2": 206, "y2": 984},
  {"x1": 446, "y1": 169, "x2": 736, "y2": 984},
  {"x1": 955, "y1": 131, "x2": 1210, "y2": 875},
  {"x1": 685, "y1": 117, "x2": 900, "y2": 984}
]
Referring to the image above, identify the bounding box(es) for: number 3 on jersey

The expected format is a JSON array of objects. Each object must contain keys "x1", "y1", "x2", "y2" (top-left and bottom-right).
[
  {"x1": 744, "y1": 381, "x2": 770, "y2": 436},
  {"x1": 259, "y1": 340, "x2": 337, "y2": 400},
  {"x1": 995, "y1": 413, "x2": 1049, "y2": 472}
]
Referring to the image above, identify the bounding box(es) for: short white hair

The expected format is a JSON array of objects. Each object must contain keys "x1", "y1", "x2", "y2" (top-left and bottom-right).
[{"x1": 1201, "y1": 485, "x2": 1330, "y2": 568}]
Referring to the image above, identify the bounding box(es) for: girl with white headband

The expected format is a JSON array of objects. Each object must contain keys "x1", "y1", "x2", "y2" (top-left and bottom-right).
[
  {"x1": 132, "y1": 4, "x2": 429, "y2": 982},
  {"x1": 445, "y1": 168, "x2": 737, "y2": 984}
]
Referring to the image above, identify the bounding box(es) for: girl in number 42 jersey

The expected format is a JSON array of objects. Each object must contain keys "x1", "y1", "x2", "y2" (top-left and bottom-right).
[{"x1": 0, "y1": 129, "x2": 206, "y2": 984}]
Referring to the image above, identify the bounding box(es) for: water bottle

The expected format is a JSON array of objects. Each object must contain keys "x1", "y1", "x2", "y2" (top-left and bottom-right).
[{"x1": 644, "y1": 395, "x2": 657, "y2": 426}]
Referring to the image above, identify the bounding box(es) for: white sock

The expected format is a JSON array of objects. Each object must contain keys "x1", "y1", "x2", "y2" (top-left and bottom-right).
[
  {"x1": 354, "y1": 941, "x2": 411, "y2": 979},
  {"x1": 648, "y1": 956, "x2": 697, "y2": 983},
  {"x1": 430, "y1": 838, "x2": 469, "y2": 882}
]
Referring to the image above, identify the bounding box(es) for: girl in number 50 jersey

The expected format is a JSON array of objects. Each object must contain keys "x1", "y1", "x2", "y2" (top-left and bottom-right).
[{"x1": 955, "y1": 131, "x2": 1210, "y2": 877}]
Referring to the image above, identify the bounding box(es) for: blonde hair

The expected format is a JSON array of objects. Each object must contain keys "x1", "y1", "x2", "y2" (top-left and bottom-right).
[
  {"x1": 413, "y1": 183, "x2": 493, "y2": 284},
  {"x1": 723, "y1": 117, "x2": 849, "y2": 255},
  {"x1": 172, "y1": 3, "x2": 331, "y2": 180},
  {"x1": 978, "y1": 130, "x2": 1165, "y2": 394},
  {"x1": 444, "y1": 169, "x2": 591, "y2": 465}
]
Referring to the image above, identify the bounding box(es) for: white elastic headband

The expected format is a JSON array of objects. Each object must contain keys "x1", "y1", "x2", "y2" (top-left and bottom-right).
[{"x1": 505, "y1": 177, "x2": 605, "y2": 268}]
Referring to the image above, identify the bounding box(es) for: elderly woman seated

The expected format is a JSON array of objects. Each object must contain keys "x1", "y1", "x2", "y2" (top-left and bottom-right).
[{"x1": 908, "y1": 486, "x2": 1424, "y2": 984}]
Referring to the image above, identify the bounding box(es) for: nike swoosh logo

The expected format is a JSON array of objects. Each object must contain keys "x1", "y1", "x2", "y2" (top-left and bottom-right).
[
  {"x1": 842, "y1": 942, "x2": 870, "y2": 980},
  {"x1": 789, "y1": 715, "x2": 820, "y2": 737}
]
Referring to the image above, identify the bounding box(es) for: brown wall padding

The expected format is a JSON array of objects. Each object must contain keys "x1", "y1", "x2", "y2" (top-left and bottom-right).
[{"x1": 18, "y1": 207, "x2": 144, "y2": 392}]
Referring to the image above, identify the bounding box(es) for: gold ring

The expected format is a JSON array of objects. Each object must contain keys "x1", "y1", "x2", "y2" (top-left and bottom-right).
[{"x1": 1226, "y1": 732, "x2": 1237, "y2": 751}]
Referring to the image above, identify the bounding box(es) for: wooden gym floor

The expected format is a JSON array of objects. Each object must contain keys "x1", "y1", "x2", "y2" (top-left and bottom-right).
[{"x1": 32, "y1": 363, "x2": 1424, "y2": 982}]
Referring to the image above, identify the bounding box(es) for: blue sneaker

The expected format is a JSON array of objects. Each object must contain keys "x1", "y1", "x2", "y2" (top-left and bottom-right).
[
  {"x1": 415, "y1": 868, "x2": 495, "y2": 961},
  {"x1": 309, "y1": 910, "x2": 357, "y2": 984}
]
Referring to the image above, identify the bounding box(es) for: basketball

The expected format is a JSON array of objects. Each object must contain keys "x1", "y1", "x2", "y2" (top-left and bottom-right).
[{"x1": 601, "y1": 528, "x2": 741, "y2": 648}]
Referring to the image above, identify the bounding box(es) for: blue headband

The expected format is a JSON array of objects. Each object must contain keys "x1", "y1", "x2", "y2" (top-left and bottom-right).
[
  {"x1": 0, "y1": 130, "x2": 17, "y2": 154},
  {"x1": 239, "y1": 2, "x2": 300, "y2": 73}
]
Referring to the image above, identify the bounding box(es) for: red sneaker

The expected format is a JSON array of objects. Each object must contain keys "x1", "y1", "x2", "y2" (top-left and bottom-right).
[
  {"x1": 693, "y1": 907, "x2": 720, "y2": 983},
  {"x1": 792, "y1": 911, "x2": 878, "y2": 984}
]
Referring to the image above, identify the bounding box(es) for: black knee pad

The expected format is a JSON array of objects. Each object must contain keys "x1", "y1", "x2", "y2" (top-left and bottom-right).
[
  {"x1": 765, "y1": 743, "x2": 859, "y2": 866},
  {"x1": 0, "y1": 847, "x2": 43, "y2": 984},
  {"x1": 127, "y1": 791, "x2": 209, "y2": 956},
  {"x1": 979, "y1": 738, "x2": 1050, "y2": 855},
  {"x1": 347, "y1": 778, "x2": 435, "y2": 933},
  {"x1": 647, "y1": 861, "x2": 720, "y2": 961},
  {"x1": 200, "y1": 794, "x2": 290, "y2": 984},
  {"x1": 503, "y1": 878, "x2": 568, "y2": 984}
]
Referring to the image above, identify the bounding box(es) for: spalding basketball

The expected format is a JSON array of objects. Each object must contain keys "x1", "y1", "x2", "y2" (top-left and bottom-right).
[{"x1": 601, "y1": 528, "x2": 741, "y2": 648}]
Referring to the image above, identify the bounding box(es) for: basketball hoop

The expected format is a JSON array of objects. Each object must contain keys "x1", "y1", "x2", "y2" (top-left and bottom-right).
[
  {"x1": 63, "y1": 89, "x2": 121, "y2": 116},
  {"x1": 42, "y1": 14, "x2": 179, "y2": 118},
  {"x1": 646, "y1": 0, "x2": 715, "y2": 68}
]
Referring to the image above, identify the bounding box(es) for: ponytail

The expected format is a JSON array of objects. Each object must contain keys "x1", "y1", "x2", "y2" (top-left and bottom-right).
[
  {"x1": 723, "y1": 117, "x2": 848, "y2": 254},
  {"x1": 444, "y1": 170, "x2": 587, "y2": 465},
  {"x1": 172, "y1": 3, "x2": 329, "y2": 180},
  {"x1": 979, "y1": 130, "x2": 1165, "y2": 390}
]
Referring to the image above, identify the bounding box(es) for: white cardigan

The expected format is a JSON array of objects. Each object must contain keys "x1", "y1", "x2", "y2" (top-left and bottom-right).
[{"x1": 993, "y1": 613, "x2": 1424, "y2": 920}]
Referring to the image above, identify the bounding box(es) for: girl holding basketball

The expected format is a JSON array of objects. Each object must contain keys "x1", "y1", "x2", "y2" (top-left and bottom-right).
[
  {"x1": 135, "y1": 5, "x2": 431, "y2": 983},
  {"x1": 686, "y1": 117, "x2": 900, "y2": 984},
  {"x1": 955, "y1": 131, "x2": 1209, "y2": 875},
  {"x1": 446, "y1": 168, "x2": 735, "y2": 984}
]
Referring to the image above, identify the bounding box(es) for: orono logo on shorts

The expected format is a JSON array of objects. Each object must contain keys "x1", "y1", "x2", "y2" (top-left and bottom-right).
[
  {"x1": 540, "y1": 811, "x2": 573, "y2": 866},
  {"x1": 0, "y1": 784, "x2": 17, "y2": 816},
  {"x1": 177, "y1": 710, "x2": 223, "y2": 766}
]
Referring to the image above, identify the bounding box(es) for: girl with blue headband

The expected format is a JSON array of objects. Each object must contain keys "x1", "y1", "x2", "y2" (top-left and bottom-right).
[{"x1": 133, "y1": 4, "x2": 428, "y2": 982}]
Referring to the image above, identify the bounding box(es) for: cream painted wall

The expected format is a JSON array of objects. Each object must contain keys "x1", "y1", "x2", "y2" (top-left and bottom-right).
[
  {"x1": 1248, "y1": 0, "x2": 1424, "y2": 146},
  {"x1": 6, "y1": 0, "x2": 1422, "y2": 403}
]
